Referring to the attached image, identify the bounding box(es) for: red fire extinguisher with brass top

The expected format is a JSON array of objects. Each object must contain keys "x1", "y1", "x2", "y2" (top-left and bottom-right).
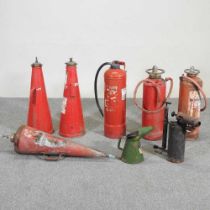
[
  {"x1": 27, "y1": 57, "x2": 53, "y2": 133},
  {"x1": 59, "y1": 58, "x2": 85, "y2": 138},
  {"x1": 6, "y1": 125, "x2": 111, "y2": 160},
  {"x1": 133, "y1": 65, "x2": 173, "y2": 141},
  {"x1": 178, "y1": 66, "x2": 207, "y2": 139},
  {"x1": 94, "y1": 61, "x2": 126, "y2": 139}
]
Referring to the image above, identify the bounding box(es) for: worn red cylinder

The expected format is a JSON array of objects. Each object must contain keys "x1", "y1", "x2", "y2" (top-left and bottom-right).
[
  {"x1": 133, "y1": 66, "x2": 173, "y2": 141},
  {"x1": 178, "y1": 66, "x2": 207, "y2": 140},
  {"x1": 59, "y1": 58, "x2": 85, "y2": 137},
  {"x1": 27, "y1": 57, "x2": 53, "y2": 133},
  {"x1": 94, "y1": 61, "x2": 126, "y2": 139},
  {"x1": 11, "y1": 125, "x2": 106, "y2": 158}
]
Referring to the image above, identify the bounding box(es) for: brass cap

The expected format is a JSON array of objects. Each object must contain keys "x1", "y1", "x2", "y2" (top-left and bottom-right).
[
  {"x1": 31, "y1": 57, "x2": 42, "y2": 67},
  {"x1": 66, "y1": 58, "x2": 77, "y2": 66}
]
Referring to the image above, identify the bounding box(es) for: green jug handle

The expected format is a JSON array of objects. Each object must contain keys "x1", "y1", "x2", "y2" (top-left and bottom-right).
[
  {"x1": 138, "y1": 141, "x2": 142, "y2": 148},
  {"x1": 118, "y1": 138, "x2": 124, "y2": 150}
]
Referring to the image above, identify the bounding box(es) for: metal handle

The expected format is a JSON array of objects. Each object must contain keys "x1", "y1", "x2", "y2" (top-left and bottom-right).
[
  {"x1": 146, "y1": 68, "x2": 165, "y2": 76},
  {"x1": 38, "y1": 153, "x2": 64, "y2": 161},
  {"x1": 31, "y1": 87, "x2": 43, "y2": 104},
  {"x1": 182, "y1": 75, "x2": 207, "y2": 112},
  {"x1": 31, "y1": 88, "x2": 37, "y2": 104},
  {"x1": 165, "y1": 77, "x2": 174, "y2": 103},
  {"x1": 184, "y1": 67, "x2": 200, "y2": 76},
  {"x1": 133, "y1": 77, "x2": 173, "y2": 113},
  {"x1": 133, "y1": 79, "x2": 163, "y2": 113},
  {"x1": 117, "y1": 138, "x2": 124, "y2": 150}
]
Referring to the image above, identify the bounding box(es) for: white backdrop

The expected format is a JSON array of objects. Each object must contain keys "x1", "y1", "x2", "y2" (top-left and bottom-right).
[{"x1": 0, "y1": 0, "x2": 210, "y2": 98}]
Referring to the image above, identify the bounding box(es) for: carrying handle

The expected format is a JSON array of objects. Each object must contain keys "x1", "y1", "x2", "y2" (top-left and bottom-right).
[
  {"x1": 182, "y1": 75, "x2": 207, "y2": 112},
  {"x1": 30, "y1": 87, "x2": 43, "y2": 104},
  {"x1": 146, "y1": 67, "x2": 165, "y2": 78},
  {"x1": 164, "y1": 77, "x2": 174, "y2": 103},
  {"x1": 133, "y1": 78, "x2": 173, "y2": 113},
  {"x1": 117, "y1": 138, "x2": 123, "y2": 150},
  {"x1": 38, "y1": 153, "x2": 64, "y2": 161},
  {"x1": 31, "y1": 88, "x2": 37, "y2": 104},
  {"x1": 133, "y1": 79, "x2": 162, "y2": 113}
]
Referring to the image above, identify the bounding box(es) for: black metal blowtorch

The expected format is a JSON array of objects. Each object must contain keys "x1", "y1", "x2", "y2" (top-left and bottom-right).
[{"x1": 154, "y1": 103, "x2": 201, "y2": 163}]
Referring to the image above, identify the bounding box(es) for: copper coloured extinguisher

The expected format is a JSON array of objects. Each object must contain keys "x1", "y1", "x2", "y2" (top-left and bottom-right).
[
  {"x1": 133, "y1": 65, "x2": 173, "y2": 141},
  {"x1": 178, "y1": 66, "x2": 207, "y2": 139},
  {"x1": 94, "y1": 61, "x2": 126, "y2": 139}
]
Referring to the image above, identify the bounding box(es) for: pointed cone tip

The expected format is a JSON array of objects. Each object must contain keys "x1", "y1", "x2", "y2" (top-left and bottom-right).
[{"x1": 31, "y1": 57, "x2": 42, "y2": 67}]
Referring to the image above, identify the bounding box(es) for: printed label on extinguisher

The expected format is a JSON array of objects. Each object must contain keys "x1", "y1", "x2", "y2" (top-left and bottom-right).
[
  {"x1": 61, "y1": 97, "x2": 67, "y2": 114},
  {"x1": 35, "y1": 133, "x2": 66, "y2": 147},
  {"x1": 188, "y1": 91, "x2": 201, "y2": 117},
  {"x1": 121, "y1": 88, "x2": 126, "y2": 100}
]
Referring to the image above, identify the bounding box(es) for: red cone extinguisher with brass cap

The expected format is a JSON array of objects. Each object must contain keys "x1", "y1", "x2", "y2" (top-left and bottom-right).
[
  {"x1": 6, "y1": 125, "x2": 111, "y2": 160},
  {"x1": 133, "y1": 65, "x2": 173, "y2": 141},
  {"x1": 27, "y1": 57, "x2": 53, "y2": 133},
  {"x1": 59, "y1": 58, "x2": 85, "y2": 138},
  {"x1": 94, "y1": 61, "x2": 126, "y2": 139},
  {"x1": 178, "y1": 66, "x2": 207, "y2": 140}
]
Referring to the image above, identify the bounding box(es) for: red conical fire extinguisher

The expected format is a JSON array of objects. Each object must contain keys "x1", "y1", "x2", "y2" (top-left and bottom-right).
[
  {"x1": 8, "y1": 125, "x2": 110, "y2": 160},
  {"x1": 178, "y1": 66, "x2": 207, "y2": 140},
  {"x1": 94, "y1": 61, "x2": 126, "y2": 139},
  {"x1": 27, "y1": 57, "x2": 53, "y2": 133},
  {"x1": 133, "y1": 65, "x2": 173, "y2": 141},
  {"x1": 59, "y1": 58, "x2": 85, "y2": 138}
]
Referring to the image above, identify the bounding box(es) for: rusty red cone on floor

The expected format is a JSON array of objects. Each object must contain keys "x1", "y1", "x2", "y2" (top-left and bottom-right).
[
  {"x1": 10, "y1": 125, "x2": 107, "y2": 158},
  {"x1": 59, "y1": 58, "x2": 85, "y2": 137},
  {"x1": 27, "y1": 57, "x2": 53, "y2": 133}
]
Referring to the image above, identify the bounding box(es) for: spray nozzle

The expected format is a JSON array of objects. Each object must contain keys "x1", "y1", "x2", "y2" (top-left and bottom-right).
[
  {"x1": 1, "y1": 134, "x2": 15, "y2": 142},
  {"x1": 31, "y1": 57, "x2": 42, "y2": 67}
]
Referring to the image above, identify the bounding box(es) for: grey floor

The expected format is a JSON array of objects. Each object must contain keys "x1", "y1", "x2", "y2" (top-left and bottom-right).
[{"x1": 0, "y1": 98, "x2": 209, "y2": 210}]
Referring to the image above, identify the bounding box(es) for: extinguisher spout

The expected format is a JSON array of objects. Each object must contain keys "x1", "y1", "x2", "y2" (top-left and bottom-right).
[
  {"x1": 1, "y1": 134, "x2": 15, "y2": 142},
  {"x1": 94, "y1": 62, "x2": 112, "y2": 117},
  {"x1": 139, "y1": 126, "x2": 153, "y2": 138}
]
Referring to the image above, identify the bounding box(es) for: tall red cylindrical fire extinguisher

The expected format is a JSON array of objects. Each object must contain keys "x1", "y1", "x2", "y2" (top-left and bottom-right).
[
  {"x1": 133, "y1": 65, "x2": 173, "y2": 141},
  {"x1": 178, "y1": 66, "x2": 207, "y2": 140},
  {"x1": 94, "y1": 61, "x2": 126, "y2": 139}
]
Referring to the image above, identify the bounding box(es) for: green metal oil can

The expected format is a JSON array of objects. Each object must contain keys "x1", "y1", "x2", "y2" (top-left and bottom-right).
[{"x1": 118, "y1": 127, "x2": 153, "y2": 164}]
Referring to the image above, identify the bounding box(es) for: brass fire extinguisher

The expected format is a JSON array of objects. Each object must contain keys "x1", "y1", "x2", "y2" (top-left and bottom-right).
[{"x1": 178, "y1": 66, "x2": 207, "y2": 139}]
